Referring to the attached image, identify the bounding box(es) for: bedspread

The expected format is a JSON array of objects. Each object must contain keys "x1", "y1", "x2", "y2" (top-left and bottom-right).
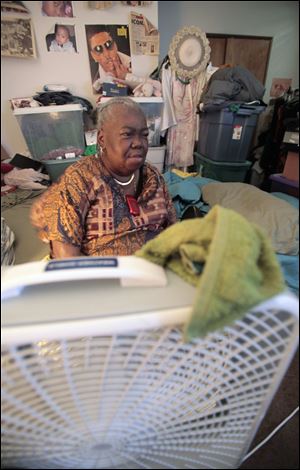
[{"x1": 1, "y1": 189, "x2": 49, "y2": 264}]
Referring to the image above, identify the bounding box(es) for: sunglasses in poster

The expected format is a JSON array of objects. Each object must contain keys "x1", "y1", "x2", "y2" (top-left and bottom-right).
[{"x1": 92, "y1": 39, "x2": 115, "y2": 55}]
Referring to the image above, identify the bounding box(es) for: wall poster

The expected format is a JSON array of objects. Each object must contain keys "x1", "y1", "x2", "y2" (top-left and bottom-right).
[{"x1": 85, "y1": 24, "x2": 131, "y2": 93}]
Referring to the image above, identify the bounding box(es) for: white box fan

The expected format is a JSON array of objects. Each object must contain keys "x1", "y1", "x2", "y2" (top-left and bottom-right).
[{"x1": 1, "y1": 256, "x2": 299, "y2": 469}]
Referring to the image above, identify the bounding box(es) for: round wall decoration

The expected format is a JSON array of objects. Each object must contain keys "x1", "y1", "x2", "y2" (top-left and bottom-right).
[{"x1": 168, "y1": 26, "x2": 211, "y2": 81}]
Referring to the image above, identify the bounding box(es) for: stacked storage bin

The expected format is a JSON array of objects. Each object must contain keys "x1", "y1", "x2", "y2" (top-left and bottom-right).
[
  {"x1": 195, "y1": 105, "x2": 264, "y2": 182},
  {"x1": 13, "y1": 104, "x2": 86, "y2": 181}
]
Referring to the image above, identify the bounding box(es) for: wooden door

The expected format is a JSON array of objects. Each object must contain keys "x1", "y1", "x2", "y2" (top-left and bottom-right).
[
  {"x1": 207, "y1": 36, "x2": 226, "y2": 67},
  {"x1": 225, "y1": 37, "x2": 272, "y2": 84},
  {"x1": 206, "y1": 34, "x2": 272, "y2": 84}
]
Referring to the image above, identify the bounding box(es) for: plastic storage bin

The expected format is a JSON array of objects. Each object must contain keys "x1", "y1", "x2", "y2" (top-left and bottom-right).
[
  {"x1": 99, "y1": 97, "x2": 164, "y2": 147},
  {"x1": 146, "y1": 146, "x2": 166, "y2": 173},
  {"x1": 194, "y1": 152, "x2": 251, "y2": 182},
  {"x1": 13, "y1": 104, "x2": 86, "y2": 161},
  {"x1": 197, "y1": 105, "x2": 264, "y2": 162},
  {"x1": 42, "y1": 157, "x2": 82, "y2": 182}
]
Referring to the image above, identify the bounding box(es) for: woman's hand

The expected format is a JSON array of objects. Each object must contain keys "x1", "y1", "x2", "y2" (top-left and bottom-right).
[{"x1": 50, "y1": 240, "x2": 82, "y2": 259}]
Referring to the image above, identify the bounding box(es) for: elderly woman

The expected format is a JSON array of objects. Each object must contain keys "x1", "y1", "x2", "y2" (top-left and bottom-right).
[{"x1": 30, "y1": 97, "x2": 177, "y2": 259}]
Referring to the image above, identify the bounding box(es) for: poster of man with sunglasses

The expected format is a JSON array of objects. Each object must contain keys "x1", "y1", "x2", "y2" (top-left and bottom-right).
[{"x1": 85, "y1": 24, "x2": 131, "y2": 93}]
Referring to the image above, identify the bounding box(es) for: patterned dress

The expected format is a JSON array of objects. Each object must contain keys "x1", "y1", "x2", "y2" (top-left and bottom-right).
[{"x1": 30, "y1": 155, "x2": 177, "y2": 256}]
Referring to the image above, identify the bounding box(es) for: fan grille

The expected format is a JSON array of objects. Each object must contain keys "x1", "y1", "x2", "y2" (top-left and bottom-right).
[{"x1": 1, "y1": 307, "x2": 297, "y2": 469}]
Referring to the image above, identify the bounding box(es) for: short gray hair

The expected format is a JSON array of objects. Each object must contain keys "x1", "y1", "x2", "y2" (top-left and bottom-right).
[{"x1": 97, "y1": 97, "x2": 145, "y2": 129}]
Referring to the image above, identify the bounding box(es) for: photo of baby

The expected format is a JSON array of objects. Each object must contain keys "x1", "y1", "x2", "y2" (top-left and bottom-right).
[{"x1": 46, "y1": 24, "x2": 77, "y2": 53}]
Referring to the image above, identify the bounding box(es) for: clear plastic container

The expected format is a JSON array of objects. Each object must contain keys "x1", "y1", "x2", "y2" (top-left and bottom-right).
[
  {"x1": 42, "y1": 157, "x2": 80, "y2": 182},
  {"x1": 13, "y1": 104, "x2": 86, "y2": 161},
  {"x1": 146, "y1": 146, "x2": 166, "y2": 173},
  {"x1": 138, "y1": 99, "x2": 163, "y2": 147}
]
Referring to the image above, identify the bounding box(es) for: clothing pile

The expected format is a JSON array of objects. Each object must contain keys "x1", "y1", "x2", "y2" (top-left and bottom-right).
[
  {"x1": 33, "y1": 91, "x2": 93, "y2": 113},
  {"x1": 163, "y1": 170, "x2": 213, "y2": 219},
  {"x1": 199, "y1": 65, "x2": 266, "y2": 113},
  {"x1": 1, "y1": 161, "x2": 50, "y2": 192},
  {"x1": 250, "y1": 91, "x2": 299, "y2": 190}
]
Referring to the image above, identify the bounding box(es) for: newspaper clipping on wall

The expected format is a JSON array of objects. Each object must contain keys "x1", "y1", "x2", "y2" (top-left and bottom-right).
[
  {"x1": 129, "y1": 11, "x2": 159, "y2": 55},
  {"x1": 1, "y1": 17, "x2": 36, "y2": 58}
]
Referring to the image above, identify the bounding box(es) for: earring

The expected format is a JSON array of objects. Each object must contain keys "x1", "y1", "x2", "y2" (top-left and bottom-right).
[{"x1": 97, "y1": 144, "x2": 103, "y2": 158}]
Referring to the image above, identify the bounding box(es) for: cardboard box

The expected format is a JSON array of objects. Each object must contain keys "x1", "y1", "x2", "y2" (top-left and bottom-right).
[
  {"x1": 102, "y1": 83, "x2": 129, "y2": 97},
  {"x1": 283, "y1": 152, "x2": 299, "y2": 182}
]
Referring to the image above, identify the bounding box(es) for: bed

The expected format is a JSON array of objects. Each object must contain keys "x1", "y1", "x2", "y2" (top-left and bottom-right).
[
  {"x1": 163, "y1": 170, "x2": 299, "y2": 296},
  {"x1": 1, "y1": 189, "x2": 49, "y2": 264}
]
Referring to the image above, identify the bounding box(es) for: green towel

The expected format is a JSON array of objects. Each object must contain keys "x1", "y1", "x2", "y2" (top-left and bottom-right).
[{"x1": 136, "y1": 205, "x2": 285, "y2": 341}]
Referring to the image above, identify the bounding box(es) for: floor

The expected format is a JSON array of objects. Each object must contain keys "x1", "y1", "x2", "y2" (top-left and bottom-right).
[{"x1": 240, "y1": 348, "x2": 299, "y2": 469}]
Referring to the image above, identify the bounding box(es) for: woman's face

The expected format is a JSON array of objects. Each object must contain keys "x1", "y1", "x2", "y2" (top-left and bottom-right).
[{"x1": 99, "y1": 106, "x2": 149, "y2": 177}]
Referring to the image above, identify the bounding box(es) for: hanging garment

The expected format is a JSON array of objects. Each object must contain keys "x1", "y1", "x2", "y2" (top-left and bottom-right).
[
  {"x1": 160, "y1": 64, "x2": 177, "y2": 135},
  {"x1": 165, "y1": 71, "x2": 207, "y2": 168}
]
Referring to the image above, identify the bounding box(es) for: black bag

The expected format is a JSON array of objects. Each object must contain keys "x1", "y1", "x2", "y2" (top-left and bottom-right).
[{"x1": 181, "y1": 206, "x2": 204, "y2": 220}]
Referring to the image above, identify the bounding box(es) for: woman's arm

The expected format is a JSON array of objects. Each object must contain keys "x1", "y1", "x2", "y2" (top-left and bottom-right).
[{"x1": 31, "y1": 162, "x2": 94, "y2": 256}]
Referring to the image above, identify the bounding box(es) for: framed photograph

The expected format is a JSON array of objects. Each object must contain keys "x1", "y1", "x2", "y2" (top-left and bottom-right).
[
  {"x1": 270, "y1": 78, "x2": 292, "y2": 98},
  {"x1": 46, "y1": 24, "x2": 77, "y2": 53},
  {"x1": 121, "y1": 1, "x2": 152, "y2": 5},
  {"x1": 1, "y1": 17, "x2": 36, "y2": 58},
  {"x1": 41, "y1": 1, "x2": 74, "y2": 17},
  {"x1": 1, "y1": 1, "x2": 30, "y2": 14}
]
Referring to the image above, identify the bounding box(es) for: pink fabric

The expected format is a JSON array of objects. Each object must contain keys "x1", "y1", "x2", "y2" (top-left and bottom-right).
[{"x1": 1, "y1": 162, "x2": 14, "y2": 174}]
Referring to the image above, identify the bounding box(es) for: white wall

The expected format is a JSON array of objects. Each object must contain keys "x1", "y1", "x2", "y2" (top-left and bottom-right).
[
  {"x1": 158, "y1": 1, "x2": 299, "y2": 100},
  {"x1": 2, "y1": 1, "x2": 299, "y2": 157},
  {"x1": 1, "y1": 1, "x2": 159, "y2": 156}
]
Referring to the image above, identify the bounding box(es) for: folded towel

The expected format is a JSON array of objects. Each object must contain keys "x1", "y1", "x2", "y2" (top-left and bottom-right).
[{"x1": 136, "y1": 205, "x2": 285, "y2": 340}]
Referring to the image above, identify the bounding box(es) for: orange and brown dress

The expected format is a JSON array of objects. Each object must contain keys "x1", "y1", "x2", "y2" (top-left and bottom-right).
[{"x1": 30, "y1": 155, "x2": 177, "y2": 256}]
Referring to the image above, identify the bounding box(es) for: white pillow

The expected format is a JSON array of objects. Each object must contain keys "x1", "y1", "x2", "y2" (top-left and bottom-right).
[{"x1": 202, "y1": 182, "x2": 299, "y2": 255}]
